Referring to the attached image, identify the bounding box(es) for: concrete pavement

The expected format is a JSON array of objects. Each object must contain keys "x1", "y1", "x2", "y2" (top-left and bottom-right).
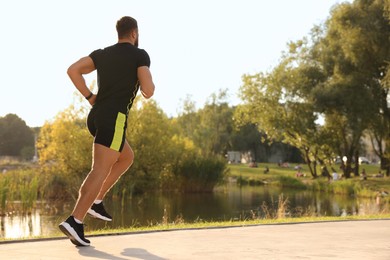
[{"x1": 1, "y1": 220, "x2": 389, "y2": 260}]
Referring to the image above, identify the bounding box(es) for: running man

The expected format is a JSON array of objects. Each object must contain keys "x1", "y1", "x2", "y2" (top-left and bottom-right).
[{"x1": 59, "y1": 16, "x2": 155, "y2": 246}]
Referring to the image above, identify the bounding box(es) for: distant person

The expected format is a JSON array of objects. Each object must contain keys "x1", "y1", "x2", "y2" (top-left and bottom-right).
[
  {"x1": 375, "y1": 170, "x2": 384, "y2": 178},
  {"x1": 294, "y1": 164, "x2": 302, "y2": 171},
  {"x1": 332, "y1": 171, "x2": 339, "y2": 181},
  {"x1": 296, "y1": 170, "x2": 304, "y2": 178},
  {"x1": 278, "y1": 160, "x2": 282, "y2": 167},
  {"x1": 59, "y1": 16, "x2": 155, "y2": 246},
  {"x1": 361, "y1": 169, "x2": 367, "y2": 181},
  {"x1": 249, "y1": 160, "x2": 258, "y2": 168}
]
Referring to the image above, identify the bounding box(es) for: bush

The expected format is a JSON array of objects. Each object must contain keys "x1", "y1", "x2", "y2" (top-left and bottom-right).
[
  {"x1": 276, "y1": 176, "x2": 306, "y2": 190},
  {"x1": 329, "y1": 180, "x2": 361, "y2": 196},
  {"x1": 174, "y1": 155, "x2": 227, "y2": 192},
  {"x1": 310, "y1": 179, "x2": 330, "y2": 192}
]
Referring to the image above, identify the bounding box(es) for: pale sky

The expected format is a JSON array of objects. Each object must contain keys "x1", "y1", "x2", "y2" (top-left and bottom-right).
[{"x1": 0, "y1": 0, "x2": 350, "y2": 127}]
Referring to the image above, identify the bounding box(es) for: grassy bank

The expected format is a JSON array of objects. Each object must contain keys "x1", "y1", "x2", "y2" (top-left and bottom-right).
[
  {"x1": 88, "y1": 214, "x2": 390, "y2": 235},
  {"x1": 227, "y1": 163, "x2": 390, "y2": 198},
  {"x1": 1, "y1": 214, "x2": 389, "y2": 242}
]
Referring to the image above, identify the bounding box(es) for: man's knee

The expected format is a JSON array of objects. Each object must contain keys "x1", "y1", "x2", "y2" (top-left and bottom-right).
[
  {"x1": 125, "y1": 148, "x2": 134, "y2": 167},
  {"x1": 121, "y1": 144, "x2": 134, "y2": 166}
]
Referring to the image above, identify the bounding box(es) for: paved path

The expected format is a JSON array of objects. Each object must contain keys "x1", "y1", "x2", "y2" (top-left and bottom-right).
[{"x1": 1, "y1": 220, "x2": 389, "y2": 260}]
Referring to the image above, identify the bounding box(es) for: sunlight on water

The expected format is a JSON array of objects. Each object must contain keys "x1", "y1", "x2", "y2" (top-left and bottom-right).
[{"x1": 1, "y1": 211, "x2": 41, "y2": 239}]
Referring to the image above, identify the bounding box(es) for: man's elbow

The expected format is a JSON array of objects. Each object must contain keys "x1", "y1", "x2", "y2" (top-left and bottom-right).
[
  {"x1": 141, "y1": 84, "x2": 155, "y2": 99},
  {"x1": 67, "y1": 65, "x2": 77, "y2": 78}
]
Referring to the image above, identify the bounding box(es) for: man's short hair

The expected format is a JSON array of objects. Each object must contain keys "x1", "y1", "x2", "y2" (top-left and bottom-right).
[{"x1": 116, "y1": 16, "x2": 138, "y2": 39}]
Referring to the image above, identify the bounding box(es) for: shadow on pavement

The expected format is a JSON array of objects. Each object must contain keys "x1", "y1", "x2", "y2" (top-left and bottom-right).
[
  {"x1": 122, "y1": 248, "x2": 167, "y2": 260},
  {"x1": 78, "y1": 246, "x2": 167, "y2": 260}
]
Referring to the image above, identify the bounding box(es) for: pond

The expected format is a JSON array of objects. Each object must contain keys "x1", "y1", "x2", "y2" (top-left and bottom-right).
[{"x1": 1, "y1": 185, "x2": 387, "y2": 239}]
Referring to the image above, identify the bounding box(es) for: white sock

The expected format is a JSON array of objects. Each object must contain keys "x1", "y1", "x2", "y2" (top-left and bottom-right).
[
  {"x1": 94, "y1": 200, "x2": 102, "y2": 204},
  {"x1": 73, "y1": 216, "x2": 83, "y2": 224}
]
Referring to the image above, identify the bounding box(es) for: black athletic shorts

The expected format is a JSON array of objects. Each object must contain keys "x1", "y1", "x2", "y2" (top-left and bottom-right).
[{"x1": 87, "y1": 106, "x2": 127, "y2": 152}]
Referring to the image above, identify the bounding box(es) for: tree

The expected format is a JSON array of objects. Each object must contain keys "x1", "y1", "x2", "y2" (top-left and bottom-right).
[
  {"x1": 0, "y1": 114, "x2": 34, "y2": 157},
  {"x1": 230, "y1": 123, "x2": 264, "y2": 161},
  {"x1": 37, "y1": 104, "x2": 92, "y2": 199},
  {"x1": 237, "y1": 36, "x2": 332, "y2": 178},
  {"x1": 121, "y1": 98, "x2": 176, "y2": 193},
  {"x1": 176, "y1": 89, "x2": 234, "y2": 157},
  {"x1": 238, "y1": 0, "x2": 390, "y2": 178},
  {"x1": 313, "y1": 0, "x2": 390, "y2": 176},
  {"x1": 174, "y1": 95, "x2": 201, "y2": 146}
]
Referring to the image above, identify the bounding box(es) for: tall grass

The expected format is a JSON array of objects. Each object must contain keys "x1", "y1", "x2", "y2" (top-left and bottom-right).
[
  {"x1": 0, "y1": 169, "x2": 42, "y2": 213},
  {"x1": 0, "y1": 177, "x2": 9, "y2": 210},
  {"x1": 310, "y1": 179, "x2": 379, "y2": 198},
  {"x1": 275, "y1": 176, "x2": 307, "y2": 190},
  {"x1": 256, "y1": 194, "x2": 319, "y2": 220},
  {"x1": 331, "y1": 180, "x2": 360, "y2": 196}
]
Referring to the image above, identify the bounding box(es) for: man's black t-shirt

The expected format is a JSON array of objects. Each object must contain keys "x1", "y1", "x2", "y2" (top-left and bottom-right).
[{"x1": 89, "y1": 42, "x2": 150, "y2": 114}]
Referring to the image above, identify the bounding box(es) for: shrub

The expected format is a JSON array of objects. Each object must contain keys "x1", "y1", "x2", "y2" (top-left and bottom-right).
[
  {"x1": 276, "y1": 176, "x2": 306, "y2": 190},
  {"x1": 174, "y1": 155, "x2": 227, "y2": 192},
  {"x1": 329, "y1": 179, "x2": 359, "y2": 196}
]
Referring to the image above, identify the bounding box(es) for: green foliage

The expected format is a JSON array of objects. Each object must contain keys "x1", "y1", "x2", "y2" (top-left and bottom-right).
[
  {"x1": 0, "y1": 176, "x2": 9, "y2": 210},
  {"x1": 0, "y1": 114, "x2": 34, "y2": 156},
  {"x1": 41, "y1": 173, "x2": 72, "y2": 200},
  {"x1": 330, "y1": 180, "x2": 361, "y2": 196},
  {"x1": 176, "y1": 89, "x2": 234, "y2": 157},
  {"x1": 34, "y1": 96, "x2": 232, "y2": 197},
  {"x1": 310, "y1": 179, "x2": 329, "y2": 192},
  {"x1": 236, "y1": 176, "x2": 265, "y2": 186},
  {"x1": 276, "y1": 176, "x2": 306, "y2": 190},
  {"x1": 36, "y1": 105, "x2": 92, "y2": 198},
  {"x1": 314, "y1": 0, "x2": 390, "y2": 176},
  {"x1": 121, "y1": 98, "x2": 181, "y2": 193},
  {"x1": 20, "y1": 146, "x2": 35, "y2": 161},
  {"x1": 173, "y1": 155, "x2": 227, "y2": 192},
  {"x1": 236, "y1": 41, "x2": 331, "y2": 177},
  {"x1": 0, "y1": 169, "x2": 42, "y2": 212},
  {"x1": 237, "y1": 0, "x2": 390, "y2": 177}
]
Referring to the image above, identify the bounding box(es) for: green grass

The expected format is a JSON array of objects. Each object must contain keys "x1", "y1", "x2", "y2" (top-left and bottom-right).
[
  {"x1": 87, "y1": 214, "x2": 390, "y2": 235},
  {"x1": 227, "y1": 163, "x2": 390, "y2": 198},
  {"x1": 1, "y1": 214, "x2": 389, "y2": 242},
  {"x1": 228, "y1": 163, "x2": 296, "y2": 186}
]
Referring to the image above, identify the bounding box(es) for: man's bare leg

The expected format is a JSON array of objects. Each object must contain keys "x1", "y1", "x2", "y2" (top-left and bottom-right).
[
  {"x1": 95, "y1": 141, "x2": 134, "y2": 200},
  {"x1": 72, "y1": 143, "x2": 120, "y2": 221}
]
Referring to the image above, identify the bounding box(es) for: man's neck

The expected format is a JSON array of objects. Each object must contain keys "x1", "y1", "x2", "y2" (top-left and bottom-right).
[{"x1": 118, "y1": 38, "x2": 134, "y2": 45}]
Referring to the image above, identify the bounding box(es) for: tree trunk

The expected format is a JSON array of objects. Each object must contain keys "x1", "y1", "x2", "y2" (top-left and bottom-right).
[
  {"x1": 304, "y1": 148, "x2": 316, "y2": 178},
  {"x1": 313, "y1": 159, "x2": 317, "y2": 177},
  {"x1": 380, "y1": 157, "x2": 390, "y2": 177},
  {"x1": 354, "y1": 151, "x2": 359, "y2": 177}
]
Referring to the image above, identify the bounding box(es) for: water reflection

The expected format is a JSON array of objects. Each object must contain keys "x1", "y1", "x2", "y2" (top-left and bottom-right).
[
  {"x1": 1, "y1": 211, "x2": 41, "y2": 239},
  {"x1": 1, "y1": 185, "x2": 388, "y2": 239}
]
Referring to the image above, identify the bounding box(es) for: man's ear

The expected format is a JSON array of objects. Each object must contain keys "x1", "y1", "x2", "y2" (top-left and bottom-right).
[{"x1": 131, "y1": 29, "x2": 138, "y2": 39}]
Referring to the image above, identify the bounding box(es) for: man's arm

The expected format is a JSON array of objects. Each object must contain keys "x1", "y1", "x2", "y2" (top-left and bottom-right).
[
  {"x1": 137, "y1": 66, "x2": 155, "y2": 99},
  {"x1": 67, "y1": 56, "x2": 96, "y2": 105}
]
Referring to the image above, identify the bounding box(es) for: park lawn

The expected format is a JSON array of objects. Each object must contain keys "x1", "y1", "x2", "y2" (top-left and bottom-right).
[
  {"x1": 228, "y1": 162, "x2": 382, "y2": 179},
  {"x1": 227, "y1": 163, "x2": 390, "y2": 196},
  {"x1": 227, "y1": 163, "x2": 296, "y2": 180}
]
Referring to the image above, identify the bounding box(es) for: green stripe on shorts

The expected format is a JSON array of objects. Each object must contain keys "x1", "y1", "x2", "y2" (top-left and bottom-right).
[{"x1": 110, "y1": 112, "x2": 126, "y2": 151}]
